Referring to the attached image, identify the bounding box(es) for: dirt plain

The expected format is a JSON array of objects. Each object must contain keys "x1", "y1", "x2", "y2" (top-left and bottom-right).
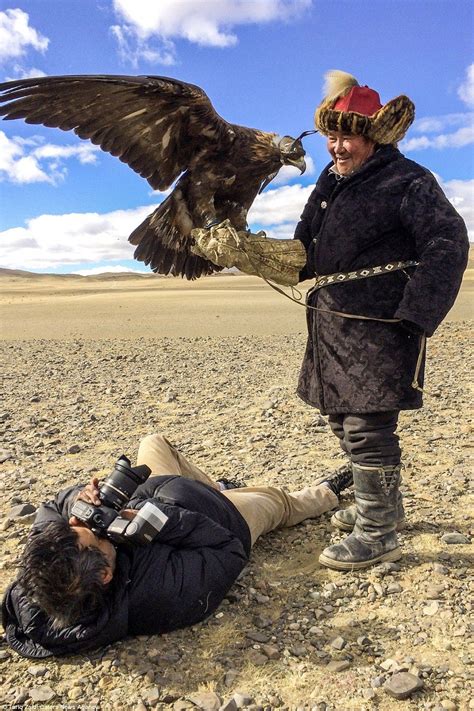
[{"x1": 0, "y1": 265, "x2": 472, "y2": 711}]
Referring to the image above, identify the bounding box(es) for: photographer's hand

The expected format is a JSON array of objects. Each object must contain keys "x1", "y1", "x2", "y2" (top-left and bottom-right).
[{"x1": 76, "y1": 477, "x2": 101, "y2": 506}]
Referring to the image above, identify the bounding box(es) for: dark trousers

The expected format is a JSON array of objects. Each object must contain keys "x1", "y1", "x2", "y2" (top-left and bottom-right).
[{"x1": 328, "y1": 411, "x2": 401, "y2": 468}]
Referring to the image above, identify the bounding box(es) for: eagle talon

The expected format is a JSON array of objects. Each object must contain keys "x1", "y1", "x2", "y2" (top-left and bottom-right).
[{"x1": 203, "y1": 219, "x2": 221, "y2": 229}]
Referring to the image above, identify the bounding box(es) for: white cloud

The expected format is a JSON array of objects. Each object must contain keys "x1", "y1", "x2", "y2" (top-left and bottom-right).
[
  {"x1": 248, "y1": 183, "x2": 313, "y2": 227},
  {"x1": 110, "y1": 24, "x2": 176, "y2": 67},
  {"x1": 0, "y1": 131, "x2": 99, "y2": 184},
  {"x1": 5, "y1": 64, "x2": 47, "y2": 80},
  {"x1": 402, "y1": 114, "x2": 474, "y2": 152},
  {"x1": 440, "y1": 177, "x2": 474, "y2": 241},
  {"x1": 73, "y1": 265, "x2": 148, "y2": 276},
  {"x1": 111, "y1": 0, "x2": 310, "y2": 64},
  {"x1": 458, "y1": 63, "x2": 474, "y2": 108},
  {"x1": 0, "y1": 205, "x2": 158, "y2": 269},
  {"x1": 412, "y1": 113, "x2": 473, "y2": 134},
  {"x1": 0, "y1": 8, "x2": 49, "y2": 63}
]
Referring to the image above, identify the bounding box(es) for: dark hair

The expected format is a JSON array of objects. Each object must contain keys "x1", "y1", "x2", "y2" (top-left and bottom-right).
[{"x1": 18, "y1": 520, "x2": 110, "y2": 628}]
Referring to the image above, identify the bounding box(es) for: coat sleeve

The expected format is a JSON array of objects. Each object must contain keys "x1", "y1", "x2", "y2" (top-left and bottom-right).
[
  {"x1": 134, "y1": 499, "x2": 247, "y2": 553},
  {"x1": 126, "y1": 501, "x2": 249, "y2": 633},
  {"x1": 294, "y1": 185, "x2": 319, "y2": 282},
  {"x1": 395, "y1": 173, "x2": 469, "y2": 336},
  {"x1": 32, "y1": 485, "x2": 84, "y2": 529}
]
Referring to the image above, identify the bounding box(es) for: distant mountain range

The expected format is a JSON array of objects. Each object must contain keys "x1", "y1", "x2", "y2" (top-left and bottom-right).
[
  {"x1": 0, "y1": 267, "x2": 239, "y2": 280},
  {"x1": 0, "y1": 267, "x2": 157, "y2": 280}
]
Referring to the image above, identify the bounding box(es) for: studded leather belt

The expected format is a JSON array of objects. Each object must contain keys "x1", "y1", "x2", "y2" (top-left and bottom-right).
[{"x1": 312, "y1": 260, "x2": 419, "y2": 291}]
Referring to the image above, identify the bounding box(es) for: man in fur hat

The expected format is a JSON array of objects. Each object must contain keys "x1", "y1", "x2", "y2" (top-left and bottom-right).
[
  {"x1": 193, "y1": 70, "x2": 469, "y2": 571},
  {"x1": 294, "y1": 70, "x2": 469, "y2": 570}
]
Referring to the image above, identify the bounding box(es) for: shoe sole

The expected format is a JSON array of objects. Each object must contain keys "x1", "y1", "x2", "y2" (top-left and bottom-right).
[
  {"x1": 318, "y1": 546, "x2": 402, "y2": 571},
  {"x1": 331, "y1": 514, "x2": 407, "y2": 533}
]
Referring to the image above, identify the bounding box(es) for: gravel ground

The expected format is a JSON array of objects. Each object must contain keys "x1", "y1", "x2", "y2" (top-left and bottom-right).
[{"x1": 0, "y1": 321, "x2": 473, "y2": 710}]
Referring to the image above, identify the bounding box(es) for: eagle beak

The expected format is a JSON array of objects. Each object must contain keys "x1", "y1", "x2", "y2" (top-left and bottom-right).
[{"x1": 288, "y1": 156, "x2": 306, "y2": 174}]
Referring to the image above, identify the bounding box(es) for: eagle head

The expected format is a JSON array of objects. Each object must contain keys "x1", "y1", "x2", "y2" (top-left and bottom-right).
[{"x1": 277, "y1": 135, "x2": 306, "y2": 174}]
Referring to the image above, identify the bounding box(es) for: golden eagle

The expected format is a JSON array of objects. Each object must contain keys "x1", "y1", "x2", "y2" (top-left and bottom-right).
[{"x1": 0, "y1": 75, "x2": 310, "y2": 279}]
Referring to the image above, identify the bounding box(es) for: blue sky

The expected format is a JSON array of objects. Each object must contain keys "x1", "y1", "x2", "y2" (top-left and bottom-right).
[{"x1": 0, "y1": 0, "x2": 472, "y2": 274}]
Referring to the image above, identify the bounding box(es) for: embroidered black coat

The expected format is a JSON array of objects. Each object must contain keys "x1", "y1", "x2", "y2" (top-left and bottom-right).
[{"x1": 295, "y1": 146, "x2": 468, "y2": 414}]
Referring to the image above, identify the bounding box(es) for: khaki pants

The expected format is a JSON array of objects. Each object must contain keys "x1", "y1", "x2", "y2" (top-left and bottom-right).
[{"x1": 137, "y1": 434, "x2": 338, "y2": 546}]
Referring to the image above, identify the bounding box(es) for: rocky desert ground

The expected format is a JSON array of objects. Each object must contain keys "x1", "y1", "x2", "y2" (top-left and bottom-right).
[{"x1": 0, "y1": 266, "x2": 472, "y2": 711}]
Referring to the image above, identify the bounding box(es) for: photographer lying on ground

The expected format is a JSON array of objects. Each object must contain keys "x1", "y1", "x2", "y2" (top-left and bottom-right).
[{"x1": 3, "y1": 432, "x2": 352, "y2": 658}]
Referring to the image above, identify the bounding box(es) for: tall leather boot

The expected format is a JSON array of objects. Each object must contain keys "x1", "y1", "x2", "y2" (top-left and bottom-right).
[
  {"x1": 319, "y1": 464, "x2": 402, "y2": 571},
  {"x1": 331, "y1": 488, "x2": 406, "y2": 532}
]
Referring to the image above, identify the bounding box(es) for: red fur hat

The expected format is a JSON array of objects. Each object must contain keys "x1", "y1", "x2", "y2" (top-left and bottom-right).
[{"x1": 315, "y1": 70, "x2": 415, "y2": 144}]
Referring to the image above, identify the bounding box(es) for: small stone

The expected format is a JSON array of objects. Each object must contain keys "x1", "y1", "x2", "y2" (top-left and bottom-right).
[
  {"x1": 440, "y1": 701, "x2": 457, "y2": 711},
  {"x1": 326, "y1": 660, "x2": 350, "y2": 672},
  {"x1": 224, "y1": 669, "x2": 239, "y2": 687},
  {"x1": 8, "y1": 503, "x2": 36, "y2": 518},
  {"x1": 141, "y1": 687, "x2": 161, "y2": 707},
  {"x1": 164, "y1": 391, "x2": 178, "y2": 402},
  {"x1": 247, "y1": 650, "x2": 268, "y2": 665},
  {"x1": 0, "y1": 449, "x2": 12, "y2": 463},
  {"x1": 68, "y1": 687, "x2": 84, "y2": 701},
  {"x1": 27, "y1": 665, "x2": 48, "y2": 677},
  {"x1": 441, "y1": 532, "x2": 470, "y2": 544},
  {"x1": 423, "y1": 600, "x2": 440, "y2": 616},
  {"x1": 188, "y1": 691, "x2": 221, "y2": 710},
  {"x1": 426, "y1": 583, "x2": 445, "y2": 598},
  {"x1": 357, "y1": 635, "x2": 371, "y2": 647},
  {"x1": 433, "y1": 563, "x2": 449, "y2": 574},
  {"x1": 380, "y1": 658, "x2": 400, "y2": 672},
  {"x1": 371, "y1": 676, "x2": 385, "y2": 688},
  {"x1": 232, "y1": 692, "x2": 254, "y2": 708},
  {"x1": 330, "y1": 636, "x2": 346, "y2": 650},
  {"x1": 29, "y1": 687, "x2": 56, "y2": 702},
  {"x1": 384, "y1": 672, "x2": 423, "y2": 700},
  {"x1": 246, "y1": 630, "x2": 269, "y2": 643},
  {"x1": 261, "y1": 644, "x2": 280, "y2": 660},
  {"x1": 219, "y1": 701, "x2": 238, "y2": 711},
  {"x1": 387, "y1": 582, "x2": 403, "y2": 594},
  {"x1": 290, "y1": 644, "x2": 307, "y2": 657},
  {"x1": 362, "y1": 688, "x2": 376, "y2": 700},
  {"x1": 68, "y1": 444, "x2": 81, "y2": 454}
]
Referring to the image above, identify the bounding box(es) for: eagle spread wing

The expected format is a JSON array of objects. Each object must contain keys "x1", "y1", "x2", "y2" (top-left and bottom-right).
[{"x1": 0, "y1": 75, "x2": 306, "y2": 279}]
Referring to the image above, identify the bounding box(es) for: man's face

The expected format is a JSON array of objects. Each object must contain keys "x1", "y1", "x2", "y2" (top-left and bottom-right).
[
  {"x1": 69, "y1": 519, "x2": 116, "y2": 583},
  {"x1": 326, "y1": 131, "x2": 375, "y2": 176}
]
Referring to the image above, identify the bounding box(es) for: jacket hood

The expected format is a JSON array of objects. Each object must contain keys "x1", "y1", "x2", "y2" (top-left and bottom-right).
[{"x1": 2, "y1": 557, "x2": 130, "y2": 658}]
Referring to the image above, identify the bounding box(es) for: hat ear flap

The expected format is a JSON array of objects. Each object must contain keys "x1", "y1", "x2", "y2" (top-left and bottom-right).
[{"x1": 368, "y1": 95, "x2": 415, "y2": 144}]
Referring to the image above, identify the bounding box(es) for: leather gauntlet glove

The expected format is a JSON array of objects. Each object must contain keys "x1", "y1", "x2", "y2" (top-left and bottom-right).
[{"x1": 191, "y1": 219, "x2": 306, "y2": 286}]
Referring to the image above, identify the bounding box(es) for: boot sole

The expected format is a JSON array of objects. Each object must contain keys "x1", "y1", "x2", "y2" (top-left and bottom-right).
[
  {"x1": 331, "y1": 514, "x2": 407, "y2": 533},
  {"x1": 318, "y1": 546, "x2": 402, "y2": 571}
]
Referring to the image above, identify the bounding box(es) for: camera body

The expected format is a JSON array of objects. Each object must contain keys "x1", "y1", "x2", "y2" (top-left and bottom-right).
[{"x1": 71, "y1": 455, "x2": 168, "y2": 545}]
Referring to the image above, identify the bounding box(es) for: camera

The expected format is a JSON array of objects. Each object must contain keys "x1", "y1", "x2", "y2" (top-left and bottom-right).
[{"x1": 71, "y1": 455, "x2": 168, "y2": 545}]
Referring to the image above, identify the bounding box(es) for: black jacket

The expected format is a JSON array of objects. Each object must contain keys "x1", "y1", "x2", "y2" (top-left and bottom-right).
[
  {"x1": 2, "y1": 477, "x2": 251, "y2": 658},
  {"x1": 295, "y1": 146, "x2": 469, "y2": 414}
]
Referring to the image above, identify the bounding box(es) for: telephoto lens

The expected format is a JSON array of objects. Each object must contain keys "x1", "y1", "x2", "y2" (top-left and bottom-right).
[{"x1": 99, "y1": 455, "x2": 151, "y2": 510}]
